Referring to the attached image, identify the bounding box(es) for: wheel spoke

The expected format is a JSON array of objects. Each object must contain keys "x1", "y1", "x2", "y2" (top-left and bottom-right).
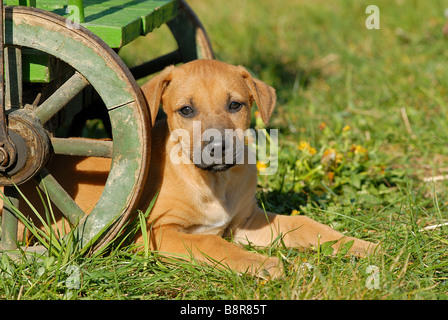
[
  {"x1": 33, "y1": 72, "x2": 89, "y2": 124},
  {"x1": 3, "y1": 6, "x2": 152, "y2": 251},
  {"x1": 34, "y1": 168, "x2": 85, "y2": 225},
  {"x1": 51, "y1": 137, "x2": 113, "y2": 158},
  {"x1": 4, "y1": 46, "x2": 22, "y2": 109},
  {"x1": 0, "y1": 187, "x2": 19, "y2": 250}
]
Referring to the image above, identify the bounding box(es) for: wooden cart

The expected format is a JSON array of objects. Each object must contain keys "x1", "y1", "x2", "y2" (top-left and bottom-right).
[{"x1": 0, "y1": 0, "x2": 213, "y2": 254}]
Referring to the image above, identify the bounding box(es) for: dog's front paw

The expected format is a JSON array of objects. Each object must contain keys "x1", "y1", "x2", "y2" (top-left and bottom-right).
[
  {"x1": 343, "y1": 238, "x2": 380, "y2": 257},
  {"x1": 257, "y1": 256, "x2": 284, "y2": 280}
]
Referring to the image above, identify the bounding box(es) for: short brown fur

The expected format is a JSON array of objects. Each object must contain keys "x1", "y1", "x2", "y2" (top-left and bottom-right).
[
  {"x1": 1, "y1": 60, "x2": 377, "y2": 278},
  {"x1": 137, "y1": 60, "x2": 377, "y2": 277}
]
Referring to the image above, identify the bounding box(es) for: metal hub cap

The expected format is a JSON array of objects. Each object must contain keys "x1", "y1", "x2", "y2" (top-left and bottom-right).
[{"x1": 0, "y1": 109, "x2": 51, "y2": 186}]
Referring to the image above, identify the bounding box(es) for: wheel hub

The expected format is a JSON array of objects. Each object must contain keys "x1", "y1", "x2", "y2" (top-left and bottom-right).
[{"x1": 0, "y1": 109, "x2": 51, "y2": 186}]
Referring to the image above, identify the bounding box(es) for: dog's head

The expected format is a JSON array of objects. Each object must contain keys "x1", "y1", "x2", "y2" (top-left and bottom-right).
[{"x1": 141, "y1": 59, "x2": 276, "y2": 172}]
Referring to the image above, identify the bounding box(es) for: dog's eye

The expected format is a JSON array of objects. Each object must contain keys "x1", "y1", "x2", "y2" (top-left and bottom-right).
[
  {"x1": 178, "y1": 106, "x2": 195, "y2": 118},
  {"x1": 228, "y1": 101, "x2": 243, "y2": 113}
]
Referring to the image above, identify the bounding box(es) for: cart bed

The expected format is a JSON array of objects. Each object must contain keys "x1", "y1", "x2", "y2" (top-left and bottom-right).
[{"x1": 6, "y1": 0, "x2": 178, "y2": 48}]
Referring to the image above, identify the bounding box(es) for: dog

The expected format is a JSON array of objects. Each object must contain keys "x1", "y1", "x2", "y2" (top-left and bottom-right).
[
  {"x1": 136, "y1": 59, "x2": 377, "y2": 278},
  {"x1": 1, "y1": 59, "x2": 377, "y2": 278}
]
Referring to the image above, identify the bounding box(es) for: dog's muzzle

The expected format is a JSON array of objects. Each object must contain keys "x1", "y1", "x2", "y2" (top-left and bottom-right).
[{"x1": 193, "y1": 137, "x2": 243, "y2": 172}]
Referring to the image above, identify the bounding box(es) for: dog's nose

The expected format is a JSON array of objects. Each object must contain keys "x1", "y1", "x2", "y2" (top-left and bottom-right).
[{"x1": 208, "y1": 139, "x2": 226, "y2": 158}]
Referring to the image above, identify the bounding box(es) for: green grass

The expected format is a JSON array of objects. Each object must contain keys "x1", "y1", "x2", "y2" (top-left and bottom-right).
[{"x1": 2, "y1": 0, "x2": 448, "y2": 300}]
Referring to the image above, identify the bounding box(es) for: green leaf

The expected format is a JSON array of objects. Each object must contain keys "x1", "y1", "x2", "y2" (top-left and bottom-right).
[
  {"x1": 338, "y1": 240, "x2": 354, "y2": 256},
  {"x1": 350, "y1": 173, "x2": 362, "y2": 189},
  {"x1": 320, "y1": 240, "x2": 338, "y2": 256}
]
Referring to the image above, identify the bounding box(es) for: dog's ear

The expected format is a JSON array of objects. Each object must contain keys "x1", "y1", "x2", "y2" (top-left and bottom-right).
[
  {"x1": 141, "y1": 66, "x2": 174, "y2": 126},
  {"x1": 239, "y1": 67, "x2": 276, "y2": 126}
]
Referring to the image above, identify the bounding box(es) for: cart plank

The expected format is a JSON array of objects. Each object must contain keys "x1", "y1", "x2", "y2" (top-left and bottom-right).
[{"x1": 6, "y1": 0, "x2": 178, "y2": 48}]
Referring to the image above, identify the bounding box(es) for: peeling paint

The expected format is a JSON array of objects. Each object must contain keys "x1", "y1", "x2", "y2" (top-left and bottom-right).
[{"x1": 4, "y1": 7, "x2": 150, "y2": 248}]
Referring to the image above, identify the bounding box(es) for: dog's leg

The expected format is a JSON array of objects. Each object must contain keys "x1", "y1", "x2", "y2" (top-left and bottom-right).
[
  {"x1": 232, "y1": 208, "x2": 377, "y2": 257},
  {"x1": 149, "y1": 227, "x2": 284, "y2": 278}
]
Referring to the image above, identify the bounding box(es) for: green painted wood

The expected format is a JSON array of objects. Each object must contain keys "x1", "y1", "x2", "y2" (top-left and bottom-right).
[
  {"x1": 21, "y1": 49, "x2": 74, "y2": 83},
  {"x1": 0, "y1": 187, "x2": 19, "y2": 251},
  {"x1": 33, "y1": 72, "x2": 89, "y2": 123},
  {"x1": 35, "y1": 168, "x2": 86, "y2": 225},
  {"x1": 5, "y1": 47, "x2": 22, "y2": 108},
  {"x1": 5, "y1": 0, "x2": 178, "y2": 82},
  {"x1": 6, "y1": 0, "x2": 36, "y2": 6},
  {"x1": 3, "y1": 7, "x2": 150, "y2": 250},
  {"x1": 68, "y1": 0, "x2": 85, "y2": 23},
  {"x1": 51, "y1": 137, "x2": 113, "y2": 158},
  {"x1": 5, "y1": 0, "x2": 178, "y2": 48}
]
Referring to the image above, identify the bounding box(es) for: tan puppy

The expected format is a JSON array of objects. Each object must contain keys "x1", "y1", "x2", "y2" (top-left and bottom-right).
[
  {"x1": 137, "y1": 59, "x2": 377, "y2": 278},
  {"x1": 1, "y1": 59, "x2": 376, "y2": 278}
]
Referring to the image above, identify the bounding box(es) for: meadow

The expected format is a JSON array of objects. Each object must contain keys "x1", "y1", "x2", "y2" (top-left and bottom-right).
[{"x1": 1, "y1": 0, "x2": 448, "y2": 299}]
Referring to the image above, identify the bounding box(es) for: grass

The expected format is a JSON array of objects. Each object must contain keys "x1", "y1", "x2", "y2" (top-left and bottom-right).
[{"x1": 2, "y1": 0, "x2": 448, "y2": 300}]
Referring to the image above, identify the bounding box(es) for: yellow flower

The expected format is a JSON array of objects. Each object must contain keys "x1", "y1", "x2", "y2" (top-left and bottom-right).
[
  {"x1": 350, "y1": 144, "x2": 368, "y2": 155},
  {"x1": 336, "y1": 153, "x2": 343, "y2": 164},
  {"x1": 297, "y1": 141, "x2": 317, "y2": 155},
  {"x1": 258, "y1": 279, "x2": 268, "y2": 287},
  {"x1": 354, "y1": 145, "x2": 367, "y2": 155},
  {"x1": 291, "y1": 209, "x2": 300, "y2": 216},
  {"x1": 256, "y1": 161, "x2": 268, "y2": 173},
  {"x1": 322, "y1": 148, "x2": 335, "y2": 163},
  {"x1": 321, "y1": 148, "x2": 343, "y2": 165},
  {"x1": 342, "y1": 125, "x2": 351, "y2": 132}
]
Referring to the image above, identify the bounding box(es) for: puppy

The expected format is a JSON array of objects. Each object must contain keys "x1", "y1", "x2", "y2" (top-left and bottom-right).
[{"x1": 137, "y1": 59, "x2": 377, "y2": 278}]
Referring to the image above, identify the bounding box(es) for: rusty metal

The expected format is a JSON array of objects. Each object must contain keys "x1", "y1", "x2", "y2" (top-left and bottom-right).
[
  {"x1": 0, "y1": 109, "x2": 51, "y2": 186},
  {"x1": 0, "y1": 143, "x2": 9, "y2": 166}
]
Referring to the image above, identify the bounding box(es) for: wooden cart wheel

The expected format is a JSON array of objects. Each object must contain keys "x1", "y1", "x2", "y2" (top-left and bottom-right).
[
  {"x1": 128, "y1": 0, "x2": 214, "y2": 80},
  {"x1": 170, "y1": 0, "x2": 214, "y2": 61},
  {"x1": 0, "y1": 6, "x2": 151, "y2": 252}
]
